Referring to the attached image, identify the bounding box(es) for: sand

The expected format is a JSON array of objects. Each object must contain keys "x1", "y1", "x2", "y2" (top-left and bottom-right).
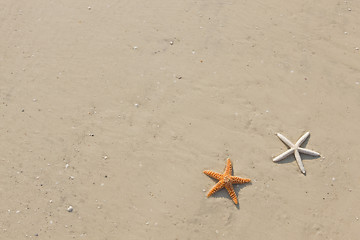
[{"x1": 1, "y1": 0, "x2": 360, "y2": 239}]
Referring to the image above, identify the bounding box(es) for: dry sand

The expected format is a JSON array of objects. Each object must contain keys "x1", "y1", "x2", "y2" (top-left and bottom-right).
[{"x1": 1, "y1": 0, "x2": 360, "y2": 239}]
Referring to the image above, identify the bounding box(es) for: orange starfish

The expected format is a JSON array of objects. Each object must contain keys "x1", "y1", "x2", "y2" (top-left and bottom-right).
[{"x1": 203, "y1": 158, "x2": 251, "y2": 204}]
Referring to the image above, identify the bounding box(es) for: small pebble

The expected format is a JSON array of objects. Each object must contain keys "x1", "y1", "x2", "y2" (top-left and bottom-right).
[
  {"x1": 134, "y1": 103, "x2": 139, "y2": 107},
  {"x1": 67, "y1": 206, "x2": 73, "y2": 212},
  {"x1": 355, "y1": 47, "x2": 359, "y2": 50},
  {"x1": 348, "y1": 8, "x2": 351, "y2": 11},
  {"x1": 65, "y1": 163, "x2": 69, "y2": 169},
  {"x1": 332, "y1": 177, "x2": 336, "y2": 181},
  {"x1": 133, "y1": 46, "x2": 138, "y2": 50},
  {"x1": 88, "y1": 6, "x2": 91, "y2": 10},
  {"x1": 69, "y1": 176, "x2": 75, "y2": 180},
  {"x1": 145, "y1": 222, "x2": 149, "y2": 225}
]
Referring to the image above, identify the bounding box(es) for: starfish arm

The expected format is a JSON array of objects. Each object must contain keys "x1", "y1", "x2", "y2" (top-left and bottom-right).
[
  {"x1": 277, "y1": 133, "x2": 295, "y2": 148},
  {"x1": 295, "y1": 132, "x2": 310, "y2": 147},
  {"x1": 225, "y1": 184, "x2": 238, "y2": 204},
  {"x1": 294, "y1": 149, "x2": 306, "y2": 174},
  {"x1": 203, "y1": 170, "x2": 223, "y2": 180},
  {"x1": 231, "y1": 176, "x2": 251, "y2": 184},
  {"x1": 224, "y1": 158, "x2": 233, "y2": 175},
  {"x1": 298, "y1": 147, "x2": 320, "y2": 156},
  {"x1": 207, "y1": 181, "x2": 225, "y2": 197},
  {"x1": 273, "y1": 148, "x2": 294, "y2": 162}
]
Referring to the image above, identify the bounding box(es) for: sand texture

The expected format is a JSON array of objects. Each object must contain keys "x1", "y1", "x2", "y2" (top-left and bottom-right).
[{"x1": 1, "y1": 0, "x2": 360, "y2": 239}]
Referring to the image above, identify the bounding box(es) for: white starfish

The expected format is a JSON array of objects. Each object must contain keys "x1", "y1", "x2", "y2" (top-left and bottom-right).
[{"x1": 273, "y1": 132, "x2": 320, "y2": 174}]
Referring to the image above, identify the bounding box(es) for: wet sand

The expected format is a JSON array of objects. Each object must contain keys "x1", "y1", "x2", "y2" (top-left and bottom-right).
[{"x1": 1, "y1": 1, "x2": 360, "y2": 239}]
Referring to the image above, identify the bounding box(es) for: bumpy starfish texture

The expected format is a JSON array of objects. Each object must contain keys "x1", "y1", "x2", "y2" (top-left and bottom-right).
[
  {"x1": 273, "y1": 132, "x2": 320, "y2": 174},
  {"x1": 203, "y1": 158, "x2": 251, "y2": 204}
]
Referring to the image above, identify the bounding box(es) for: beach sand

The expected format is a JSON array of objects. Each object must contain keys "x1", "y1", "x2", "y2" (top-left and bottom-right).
[{"x1": 1, "y1": 0, "x2": 360, "y2": 239}]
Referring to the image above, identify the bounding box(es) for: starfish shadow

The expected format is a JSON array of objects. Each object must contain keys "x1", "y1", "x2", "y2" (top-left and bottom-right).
[
  {"x1": 275, "y1": 155, "x2": 296, "y2": 164},
  {"x1": 275, "y1": 155, "x2": 320, "y2": 176},
  {"x1": 298, "y1": 154, "x2": 321, "y2": 163}
]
